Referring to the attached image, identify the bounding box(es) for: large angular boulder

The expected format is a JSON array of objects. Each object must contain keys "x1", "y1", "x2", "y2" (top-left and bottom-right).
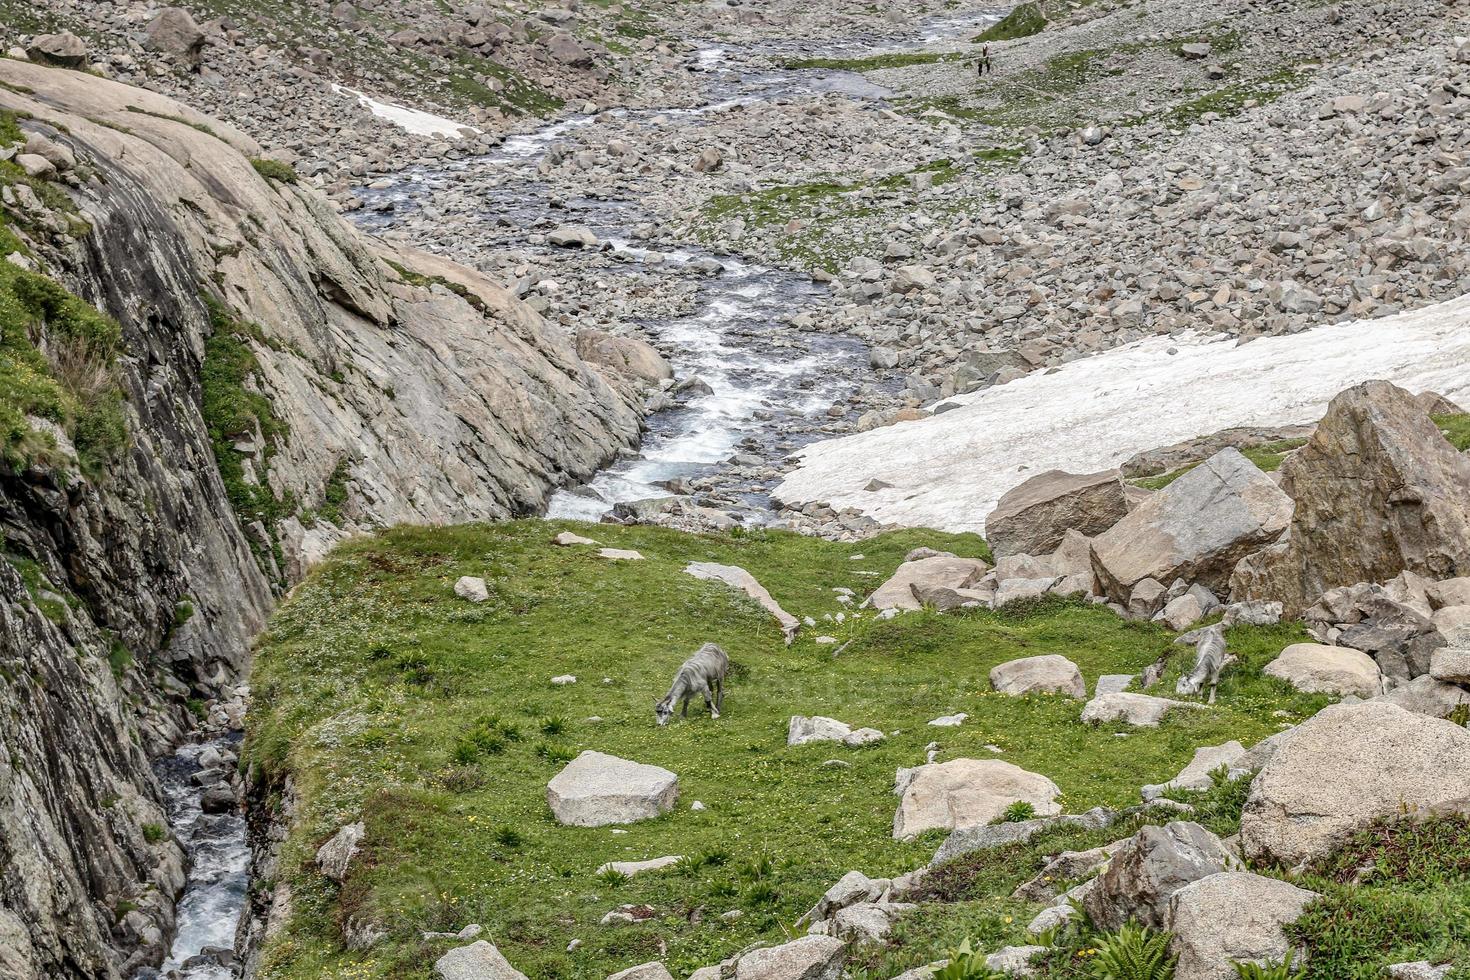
[
  {"x1": 986, "y1": 469, "x2": 1131, "y2": 558},
  {"x1": 1049, "y1": 528, "x2": 1099, "y2": 596},
  {"x1": 800, "y1": 870, "x2": 889, "y2": 925},
  {"x1": 1263, "y1": 643, "x2": 1382, "y2": 697},
  {"x1": 26, "y1": 32, "x2": 88, "y2": 67},
  {"x1": 435, "y1": 941, "x2": 528, "y2": 980},
  {"x1": 810, "y1": 901, "x2": 915, "y2": 945},
  {"x1": 546, "y1": 751, "x2": 678, "y2": 827},
  {"x1": 867, "y1": 555, "x2": 990, "y2": 611},
  {"x1": 989, "y1": 654, "x2": 1087, "y2": 699},
  {"x1": 1083, "y1": 822, "x2": 1237, "y2": 931},
  {"x1": 1429, "y1": 645, "x2": 1470, "y2": 684},
  {"x1": 144, "y1": 8, "x2": 207, "y2": 65},
  {"x1": 735, "y1": 936, "x2": 845, "y2": 980},
  {"x1": 1373, "y1": 674, "x2": 1470, "y2": 718},
  {"x1": 545, "y1": 32, "x2": 594, "y2": 67},
  {"x1": 892, "y1": 759, "x2": 1060, "y2": 840},
  {"x1": 1232, "y1": 382, "x2": 1470, "y2": 616},
  {"x1": 1332, "y1": 593, "x2": 1443, "y2": 681},
  {"x1": 1091, "y1": 449, "x2": 1291, "y2": 601},
  {"x1": 1240, "y1": 702, "x2": 1470, "y2": 867},
  {"x1": 315, "y1": 821, "x2": 365, "y2": 883},
  {"x1": 1166, "y1": 872, "x2": 1319, "y2": 980}
]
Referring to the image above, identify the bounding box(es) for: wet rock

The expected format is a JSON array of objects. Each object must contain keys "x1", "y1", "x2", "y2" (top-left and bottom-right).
[{"x1": 198, "y1": 785, "x2": 236, "y2": 814}]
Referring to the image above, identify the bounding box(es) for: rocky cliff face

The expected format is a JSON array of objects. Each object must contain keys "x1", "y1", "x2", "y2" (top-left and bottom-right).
[{"x1": 0, "y1": 57, "x2": 641, "y2": 979}]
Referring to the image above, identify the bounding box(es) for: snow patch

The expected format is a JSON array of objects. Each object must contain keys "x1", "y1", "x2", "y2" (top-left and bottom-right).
[
  {"x1": 775, "y1": 294, "x2": 1470, "y2": 534},
  {"x1": 331, "y1": 84, "x2": 479, "y2": 138}
]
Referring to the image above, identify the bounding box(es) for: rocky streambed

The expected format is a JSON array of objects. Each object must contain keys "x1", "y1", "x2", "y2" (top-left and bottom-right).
[
  {"x1": 150, "y1": 738, "x2": 248, "y2": 980},
  {"x1": 344, "y1": 9, "x2": 1000, "y2": 529},
  {"x1": 141, "y1": 12, "x2": 1001, "y2": 974}
]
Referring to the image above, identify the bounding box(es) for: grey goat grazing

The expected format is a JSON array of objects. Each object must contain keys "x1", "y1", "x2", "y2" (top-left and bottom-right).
[
  {"x1": 1175, "y1": 623, "x2": 1227, "y2": 703},
  {"x1": 655, "y1": 643, "x2": 729, "y2": 726}
]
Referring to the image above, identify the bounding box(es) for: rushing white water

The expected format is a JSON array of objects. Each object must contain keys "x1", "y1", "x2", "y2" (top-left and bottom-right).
[
  {"x1": 545, "y1": 251, "x2": 846, "y2": 520},
  {"x1": 156, "y1": 738, "x2": 249, "y2": 979}
]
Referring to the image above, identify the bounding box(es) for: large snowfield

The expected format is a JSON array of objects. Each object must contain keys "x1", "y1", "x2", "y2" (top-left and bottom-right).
[{"x1": 775, "y1": 293, "x2": 1470, "y2": 534}]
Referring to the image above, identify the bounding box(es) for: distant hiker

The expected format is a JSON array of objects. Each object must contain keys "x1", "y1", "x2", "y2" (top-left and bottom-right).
[
  {"x1": 977, "y1": 44, "x2": 993, "y2": 77},
  {"x1": 655, "y1": 643, "x2": 729, "y2": 726}
]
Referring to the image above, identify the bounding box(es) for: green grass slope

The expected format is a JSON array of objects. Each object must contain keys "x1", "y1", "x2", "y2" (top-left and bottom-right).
[{"x1": 246, "y1": 520, "x2": 1334, "y2": 980}]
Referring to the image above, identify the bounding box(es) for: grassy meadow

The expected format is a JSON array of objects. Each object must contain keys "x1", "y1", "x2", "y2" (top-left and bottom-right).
[{"x1": 244, "y1": 520, "x2": 1343, "y2": 980}]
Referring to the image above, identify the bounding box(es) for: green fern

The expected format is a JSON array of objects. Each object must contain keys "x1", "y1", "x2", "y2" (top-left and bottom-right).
[
  {"x1": 1231, "y1": 954, "x2": 1304, "y2": 980},
  {"x1": 1090, "y1": 924, "x2": 1177, "y2": 980},
  {"x1": 932, "y1": 939, "x2": 1008, "y2": 980}
]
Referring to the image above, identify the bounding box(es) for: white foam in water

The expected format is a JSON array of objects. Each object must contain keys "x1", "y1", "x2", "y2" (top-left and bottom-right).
[
  {"x1": 160, "y1": 739, "x2": 249, "y2": 978},
  {"x1": 695, "y1": 46, "x2": 728, "y2": 70},
  {"x1": 546, "y1": 255, "x2": 844, "y2": 519},
  {"x1": 331, "y1": 84, "x2": 480, "y2": 138},
  {"x1": 495, "y1": 116, "x2": 598, "y2": 159}
]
